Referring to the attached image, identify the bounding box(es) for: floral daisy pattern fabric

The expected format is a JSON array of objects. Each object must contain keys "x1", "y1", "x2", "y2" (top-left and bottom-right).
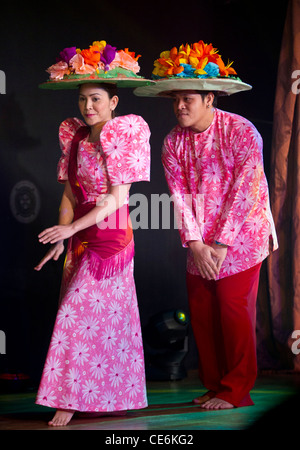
[
  {"x1": 36, "y1": 114, "x2": 150, "y2": 412},
  {"x1": 36, "y1": 261, "x2": 147, "y2": 412},
  {"x1": 103, "y1": 115, "x2": 150, "y2": 186},
  {"x1": 57, "y1": 114, "x2": 150, "y2": 200},
  {"x1": 162, "y1": 108, "x2": 278, "y2": 280}
]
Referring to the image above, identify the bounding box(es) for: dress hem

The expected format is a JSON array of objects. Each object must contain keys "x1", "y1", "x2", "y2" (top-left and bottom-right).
[{"x1": 35, "y1": 400, "x2": 148, "y2": 412}]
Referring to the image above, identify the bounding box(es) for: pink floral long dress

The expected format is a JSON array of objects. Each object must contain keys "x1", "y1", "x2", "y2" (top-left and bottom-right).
[{"x1": 36, "y1": 114, "x2": 150, "y2": 412}]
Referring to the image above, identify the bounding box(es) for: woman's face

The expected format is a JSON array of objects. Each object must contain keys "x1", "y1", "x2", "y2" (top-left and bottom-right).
[{"x1": 78, "y1": 83, "x2": 118, "y2": 127}]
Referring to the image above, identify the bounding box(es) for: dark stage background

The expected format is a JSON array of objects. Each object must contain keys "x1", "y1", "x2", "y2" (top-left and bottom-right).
[{"x1": 0, "y1": 0, "x2": 289, "y2": 387}]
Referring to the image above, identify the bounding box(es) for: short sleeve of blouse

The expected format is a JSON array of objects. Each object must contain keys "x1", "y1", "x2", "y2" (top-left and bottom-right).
[
  {"x1": 57, "y1": 117, "x2": 85, "y2": 183},
  {"x1": 100, "y1": 114, "x2": 151, "y2": 186}
]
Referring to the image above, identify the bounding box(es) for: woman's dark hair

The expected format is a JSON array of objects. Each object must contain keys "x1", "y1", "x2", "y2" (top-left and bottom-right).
[
  {"x1": 96, "y1": 82, "x2": 118, "y2": 99},
  {"x1": 96, "y1": 83, "x2": 118, "y2": 118}
]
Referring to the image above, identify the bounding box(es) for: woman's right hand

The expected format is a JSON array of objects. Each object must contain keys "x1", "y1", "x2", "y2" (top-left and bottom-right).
[{"x1": 34, "y1": 241, "x2": 64, "y2": 271}]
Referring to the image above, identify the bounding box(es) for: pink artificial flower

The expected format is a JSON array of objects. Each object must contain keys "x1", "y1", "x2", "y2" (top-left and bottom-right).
[
  {"x1": 110, "y1": 50, "x2": 140, "y2": 74},
  {"x1": 46, "y1": 61, "x2": 70, "y2": 80},
  {"x1": 69, "y1": 53, "x2": 95, "y2": 75}
]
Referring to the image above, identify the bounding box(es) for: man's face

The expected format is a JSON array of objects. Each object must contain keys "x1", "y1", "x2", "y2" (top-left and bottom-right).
[{"x1": 171, "y1": 90, "x2": 212, "y2": 132}]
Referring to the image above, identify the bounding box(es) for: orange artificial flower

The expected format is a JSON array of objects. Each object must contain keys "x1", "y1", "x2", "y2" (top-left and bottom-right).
[
  {"x1": 192, "y1": 41, "x2": 220, "y2": 66},
  {"x1": 216, "y1": 57, "x2": 237, "y2": 76},
  {"x1": 152, "y1": 40, "x2": 237, "y2": 79},
  {"x1": 156, "y1": 47, "x2": 184, "y2": 76},
  {"x1": 123, "y1": 48, "x2": 141, "y2": 61},
  {"x1": 80, "y1": 45, "x2": 100, "y2": 68}
]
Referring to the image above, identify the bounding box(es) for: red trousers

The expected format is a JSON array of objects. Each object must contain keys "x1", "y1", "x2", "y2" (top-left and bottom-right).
[{"x1": 186, "y1": 263, "x2": 262, "y2": 407}]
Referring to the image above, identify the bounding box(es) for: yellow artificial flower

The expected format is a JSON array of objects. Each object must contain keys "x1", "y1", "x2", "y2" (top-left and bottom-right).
[
  {"x1": 93, "y1": 40, "x2": 106, "y2": 52},
  {"x1": 194, "y1": 57, "x2": 209, "y2": 75},
  {"x1": 189, "y1": 56, "x2": 199, "y2": 68},
  {"x1": 153, "y1": 60, "x2": 167, "y2": 77},
  {"x1": 160, "y1": 50, "x2": 170, "y2": 59},
  {"x1": 178, "y1": 44, "x2": 191, "y2": 56},
  {"x1": 154, "y1": 47, "x2": 184, "y2": 77}
]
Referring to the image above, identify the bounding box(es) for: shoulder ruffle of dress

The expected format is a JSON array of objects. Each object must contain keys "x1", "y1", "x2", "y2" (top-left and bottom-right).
[{"x1": 59, "y1": 114, "x2": 150, "y2": 150}]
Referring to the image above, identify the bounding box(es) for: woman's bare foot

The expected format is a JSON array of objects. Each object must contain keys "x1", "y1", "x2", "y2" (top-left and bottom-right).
[
  {"x1": 48, "y1": 409, "x2": 75, "y2": 426},
  {"x1": 201, "y1": 397, "x2": 234, "y2": 410}
]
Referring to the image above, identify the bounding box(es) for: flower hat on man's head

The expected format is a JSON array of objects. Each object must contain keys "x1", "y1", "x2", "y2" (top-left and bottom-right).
[
  {"x1": 39, "y1": 40, "x2": 154, "y2": 89},
  {"x1": 134, "y1": 40, "x2": 252, "y2": 97}
]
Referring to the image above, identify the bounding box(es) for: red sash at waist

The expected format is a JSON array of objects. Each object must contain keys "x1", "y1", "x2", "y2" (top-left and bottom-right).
[
  {"x1": 67, "y1": 127, "x2": 134, "y2": 280},
  {"x1": 70, "y1": 202, "x2": 134, "y2": 280},
  {"x1": 73, "y1": 202, "x2": 133, "y2": 259}
]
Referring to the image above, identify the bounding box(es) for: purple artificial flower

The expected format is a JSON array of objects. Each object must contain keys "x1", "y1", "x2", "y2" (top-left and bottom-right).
[
  {"x1": 100, "y1": 44, "x2": 116, "y2": 71},
  {"x1": 58, "y1": 47, "x2": 77, "y2": 64}
]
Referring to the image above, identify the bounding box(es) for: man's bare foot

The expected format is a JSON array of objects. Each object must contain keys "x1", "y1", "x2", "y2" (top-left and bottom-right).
[
  {"x1": 201, "y1": 397, "x2": 234, "y2": 410},
  {"x1": 48, "y1": 409, "x2": 75, "y2": 426},
  {"x1": 193, "y1": 390, "x2": 215, "y2": 405}
]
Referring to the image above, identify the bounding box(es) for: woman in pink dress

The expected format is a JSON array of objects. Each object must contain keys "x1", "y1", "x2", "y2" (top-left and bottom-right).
[{"x1": 34, "y1": 42, "x2": 152, "y2": 426}]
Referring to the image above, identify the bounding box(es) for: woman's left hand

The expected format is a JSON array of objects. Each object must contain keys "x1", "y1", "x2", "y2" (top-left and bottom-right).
[{"x1": 38, "y1": 224, "x2": 75, "y2": 245}]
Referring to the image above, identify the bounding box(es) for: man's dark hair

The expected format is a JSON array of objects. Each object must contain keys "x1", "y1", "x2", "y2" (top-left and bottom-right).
[{"x1": 198, "y1": 91, "x2": 218, "y2": 107}]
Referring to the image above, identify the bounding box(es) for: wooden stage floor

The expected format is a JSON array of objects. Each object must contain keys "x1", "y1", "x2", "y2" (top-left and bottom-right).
[{"x1": 0, "y1": 370, "x2": 299, "y2": 432}]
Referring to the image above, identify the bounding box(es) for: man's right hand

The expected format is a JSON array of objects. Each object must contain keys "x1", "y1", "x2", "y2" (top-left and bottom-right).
[{"x1": 188, "y1": 240, "x2": 220, "y2": 280}]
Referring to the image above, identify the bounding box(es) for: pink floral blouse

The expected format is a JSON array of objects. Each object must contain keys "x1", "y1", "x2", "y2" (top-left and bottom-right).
[
  {"x1": 162, "y1": 108, "x2": 278, "y2": 280},
  {"x1": 57, "y1": 114, "x2": 151, "y2": 204}
]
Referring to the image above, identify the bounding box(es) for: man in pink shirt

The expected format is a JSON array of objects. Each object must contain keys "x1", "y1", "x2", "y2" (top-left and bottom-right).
[{"x1": 135, "y1": 41, "x2": 278, "y2": 410}]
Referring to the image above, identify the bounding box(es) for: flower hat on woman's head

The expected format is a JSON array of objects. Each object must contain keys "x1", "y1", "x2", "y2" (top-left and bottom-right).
[
  {"x1": 134, "y1": 40, "x2": 252, "y2": 97},
  {"x1": 39, "y1": 40, "x2": 154, "y2": 89}
]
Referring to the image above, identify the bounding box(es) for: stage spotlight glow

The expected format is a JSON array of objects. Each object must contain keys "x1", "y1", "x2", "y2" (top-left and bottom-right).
[{"x1": 176, "y1": 311, "x2": 187, "y2": 323}]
